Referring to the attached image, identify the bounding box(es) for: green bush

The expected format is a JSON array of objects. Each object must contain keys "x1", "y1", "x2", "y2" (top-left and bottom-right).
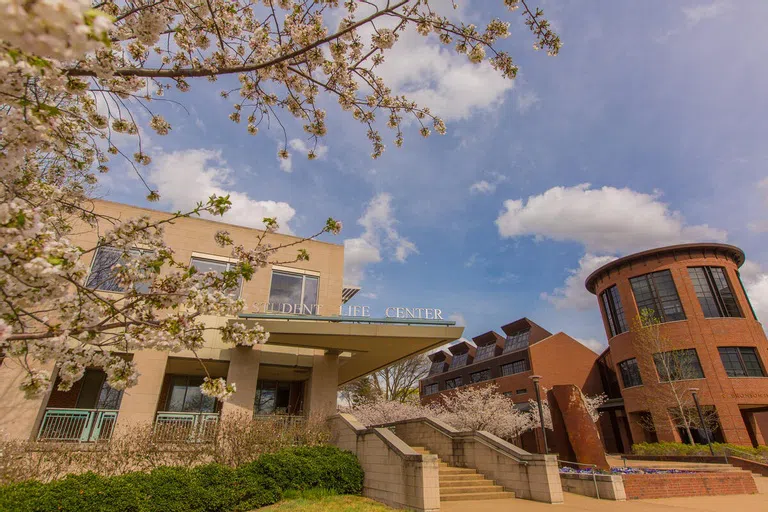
[
  {"x1": 632, "y1": 442, "x2": 768, "y2": 460},
  {"x1": 0, "y1": 446, "x2": 359, "y2": 512}
]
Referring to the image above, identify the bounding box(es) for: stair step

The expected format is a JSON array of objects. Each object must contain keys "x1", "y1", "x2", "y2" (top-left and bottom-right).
[
  {"x1": 440, "y1": 479, "x2": 490, "y2": 487},
  {"x1": 441, "y1": 485, "x2": 504, "y2": 494},
  {"x1": 440, "y1": 474, "x2": 486, "y2": 482},
  {"x1": 440, "y1": 468, "x2": 478, "y2": 475},
  {"x1": 441, "y1": 491, "x2": 515, "y2": 502}
]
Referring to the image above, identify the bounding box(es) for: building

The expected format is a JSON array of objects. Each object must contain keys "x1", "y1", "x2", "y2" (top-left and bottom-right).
[
  {"x1": 0, "y1": 200, "x2": 463, "y2": 442},
  {"x1": 586, "y1": 243, "x2": 768, "y2": 448},
  {"x1": 419, "y1": 317, "x2": 603, "y2": 451}
]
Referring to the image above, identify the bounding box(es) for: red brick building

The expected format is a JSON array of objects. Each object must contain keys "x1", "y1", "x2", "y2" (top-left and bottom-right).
[
  {"x1": 419, "y1": 318, "x2": 603, "y2": 451},
  {"x1": 586, "y1": 243, "x2": 768, "y2": 448}
]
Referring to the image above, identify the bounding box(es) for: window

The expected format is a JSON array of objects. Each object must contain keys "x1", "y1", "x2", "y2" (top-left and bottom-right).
[
  {"x1": 736, "y1": 271, "x2": 759, "y2": 320},
  {"x1": 254, "y1": 380, "x2": 294, "y2": 415},
  {"x1": 445, "y1": 377, "x2": 463, "y2": 389},
  {"x1": 503, "y1": 330, "x2": 530, "y2": 353},
  {"x1": 629, "y1": 270, "x2": 686, "y2": 323},
  {"x1": 515, "y1": 388, "x2": 528, "y2": 395},
  {"x1": 470, "y1": 369, "x2": 491, "y2": 383},
  {"x1": 86, "y1": 246, "x2": 150, "y2": 293},
  {"x1": 601, "y1": 285, "x2": 628, "y2": 337},
  {"x1": 75, "y1": 369, "x2": 123, "y2": 410},
  {"x1": 501, "y1": 359, "x2": 528, "y2": 376},
  {"x1": 423, "y1": 383, "x2": 439, "y2": 395},
  {"x1": 718, "y1": 347, "x2": 766, "y2": 377},
  {"x1": 166, "y1": 376, "x2": 216, "y2": 413},
  {"x1": 448, "y1": 352, "x2": 468, "y2": 369},
  {"x1": 688, "y1": 267, "x2": 742, "y2": 318},
  {"x1": 190, "y1": 256, "x2": 242, "y2": 298},
  {"x1": 618, "y1": 358, "x2": 643, "y2": 388},
  {"x1": 653, "y1": 349, "x2": 704, "y2": 382},
  {"x1": 474, "y1": 344, "x2": 496, "y2": 361},
  {"x1": 428, "y1": 360, "x2": 446, "y2": 376},
  {"x1": 268, "y1": 270, "x2": 319, "y2": 314}
]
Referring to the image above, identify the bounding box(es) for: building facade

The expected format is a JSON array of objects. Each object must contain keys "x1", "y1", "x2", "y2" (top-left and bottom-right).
[
  {"x1": 586, "y1": 243, "x2": 768, "y2": 448},
  {"x1": 419, "y1": 318, "x2": 603, "y2": 452},
  {"x1": 0, "y1": 200, "x2": 463, "y2": 442}
]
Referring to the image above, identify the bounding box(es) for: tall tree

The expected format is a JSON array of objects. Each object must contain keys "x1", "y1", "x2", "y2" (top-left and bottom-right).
[{"x1": 0, "y1": 0, "x2": 559, "y2": 399}]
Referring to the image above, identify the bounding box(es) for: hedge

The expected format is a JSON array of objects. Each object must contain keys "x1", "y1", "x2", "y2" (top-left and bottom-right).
[
  {"x1": 632, "y1": 442, "x2": 768, "y2": 460},
  {"x1": 0, "y1": 446, "x2": 363, "y2": 512}
]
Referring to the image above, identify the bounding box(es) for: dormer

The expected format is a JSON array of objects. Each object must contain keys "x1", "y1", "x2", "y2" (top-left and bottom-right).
[
  {"x1": 471, "y1": 331, "x2": 505, "y2": 362},
  {"x1": 500, "y1": 318, "x2": 552, "y2": 354},
  {"x1": 447, "y1": 341, "x2": 475, "y2": 370},
  {"x1": 427, "y1": 350, "x2": 452, "y2": 376}
]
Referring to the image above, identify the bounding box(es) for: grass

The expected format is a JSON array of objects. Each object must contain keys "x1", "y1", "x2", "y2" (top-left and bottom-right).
[{"x1": 258, "y1": 489, "x2": 395, "y2": 511}]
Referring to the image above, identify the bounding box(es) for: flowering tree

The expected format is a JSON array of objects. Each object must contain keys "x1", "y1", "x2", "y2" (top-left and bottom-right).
[
  {"x1": 527, "y1": 389, "x2": 607, "y2": 430},
  {"x1": 0, "y1": 1, "x2": 559, "y2": 400}
]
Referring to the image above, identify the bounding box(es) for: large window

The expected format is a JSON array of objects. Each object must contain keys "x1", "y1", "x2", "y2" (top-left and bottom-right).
[
  {"x1": 86, "y1": 246, "x2": 150, "y2": 293},
  {"x1": 166, "y1": 376, "x2": 216, "y2": 413},
  {"x1": 448, "y1": 352, "x2": 468, "y2": 369},
  {"x1": 428, "y1": 360, "x2": 446, "y2": 376},
  {"x1": 445, "y1": 377, "x2": 463, "y2": 389},
  {"x1": 653, "y1": 349, "x2": 704, "y2": 382},
  {"x1": 254, "y1": 380, "x2": 298, "y2": 415},
  {"x1": 470, "y1": 369, "x2": 491, "y2": 383},
  {"x1": 501, "y1": 359, "x2": 528, "y2": 376},
  {"x1": 190, "y1": 256, "x2": 242, "y2": 298},
  {"x1": 601, "y1": 285, "x2": 628, "y2": 337},
  {"x1": 503, "y1": 330, "x2": 530, "y2": 353},
  {"x1": 75, "y1": 369, "x2": 123, "y2": 410},
  {"x1": 618, "y1": 358, "x2": 643, "y2": 388},
  {"x1": 630, "y1": 270, "x2": 686, "y2": 323},
  {"x1": 688, "y1": 267, "x2": 742, "y2": 318},
  {"x1": 718, "y1": 347, "x2": 766, "y2": 377},
  {"x1": 474, "y1": 344, "x2": 496, "y2": 361},
  {"x1": 423, "y1": 383, "x2": 439, "y2": 395},
  {"x1": 268, "y1": 270, "x2": 319, "y2": 314}
]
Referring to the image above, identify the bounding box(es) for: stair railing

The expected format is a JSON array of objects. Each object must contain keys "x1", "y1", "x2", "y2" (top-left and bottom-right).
[{"x1": 558, "y1": 459, "x2": 601, "y2": 500}]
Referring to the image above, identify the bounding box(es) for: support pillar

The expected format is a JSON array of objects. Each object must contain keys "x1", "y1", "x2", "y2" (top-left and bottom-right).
[
  {"x1": 307, "y1": 351, "x2": 339, "y2": 421},
  {"x1": 221, "y1": 346, "x2": 262, "y2": 419},
  {"x1": 115, "y1": 350, "x2": 168, "y2": 433}
]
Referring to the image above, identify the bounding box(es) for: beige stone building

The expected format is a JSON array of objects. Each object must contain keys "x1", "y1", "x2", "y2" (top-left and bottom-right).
[{"x1": 0, "y1": 200, "x2": 463, "y2": 443}]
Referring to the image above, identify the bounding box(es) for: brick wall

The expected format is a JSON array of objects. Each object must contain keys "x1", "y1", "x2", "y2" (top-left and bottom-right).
[{"x1": 622, "y1": 472, "x2": 757, "y2": 499}]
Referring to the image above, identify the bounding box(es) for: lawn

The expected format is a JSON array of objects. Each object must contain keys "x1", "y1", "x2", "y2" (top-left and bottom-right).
[{"x1": 259, "y1": 490, "x2": 394, "y2": 512}]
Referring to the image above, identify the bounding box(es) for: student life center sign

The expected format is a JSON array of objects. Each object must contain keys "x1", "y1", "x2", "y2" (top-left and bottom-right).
[{"x1": 252, "y1": 302, "x2": 445, "y2": 320}]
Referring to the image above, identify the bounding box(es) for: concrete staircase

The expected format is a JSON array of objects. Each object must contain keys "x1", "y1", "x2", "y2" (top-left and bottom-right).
[{"x1": 411, "y1": 446, "x2": 515, "y2": 502}]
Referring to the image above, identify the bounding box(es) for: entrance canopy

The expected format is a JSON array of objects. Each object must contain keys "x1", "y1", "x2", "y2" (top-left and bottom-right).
[{"x1": 235, "y1": 314, "x2": 464, "y2": 384}]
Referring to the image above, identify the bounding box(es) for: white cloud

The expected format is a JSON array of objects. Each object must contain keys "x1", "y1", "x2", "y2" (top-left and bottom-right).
[
  {"x1": 448, "y1": 312, "x2": 466, "y2": 326},
  {"x1": 496, "y1": 183, "x2": 727, "y2": 254},
  {"x1": 516, "y1": 90, "x2": 541, "y2": 114},
  {"x1": 148, "y1": 149, "x2": 296, "y2": 233},
  {"x1": 277, "y1": 139, "x2": 328, "y2": 173},
  {"x1": 489, "y1": 272, "x2": 519, "y2": 285},
  {"x1": 682, "y1": 1, "x2": 730, "y2": 26},
  {"x1": 740, "y1": 260, "x2": 768, "y2": 329},
  {"x1": 470, "y1": 180, "x2": 495, "y2": 194},
  {"x1": 541, "y1": 253, "x2": 618, "y2": 310},
  {"x1": 343, "y1": 193, "x2": 417, "y2": 285},
  {"x1": 465, "y1": 253, "x2": 488, "y2": 268},
  {"x1": 360, "y1": 292, "x2": 378, "y2": 299},
  {"x1": 575, "y1": 337, "x2": 606, "y2": 354},
  {"x1": 748, "y1": 178, "x2": 768, "y2": 232}
]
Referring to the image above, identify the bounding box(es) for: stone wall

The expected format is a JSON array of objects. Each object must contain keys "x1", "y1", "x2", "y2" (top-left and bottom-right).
[
  {"x1": 622, "y1": 472, "x2": 758, "y2": 499},
  {"x1": 560, "y1": 473, "x2": 626, "y2": 500},
  {"x1": 328, "y1": 414, "x2": 440, "y2": 511},
  {"x1": 379, "y1": 416, "x2": 564, "y2": 504}
]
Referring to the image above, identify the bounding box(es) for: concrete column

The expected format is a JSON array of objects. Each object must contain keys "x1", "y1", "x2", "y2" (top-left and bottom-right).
[
  {"x1": 307, "y1": 351, "x2": 339, "y2": 420},
  {"x1": 719, "y1": 402, "x2": 755, "y2": 446},
  {"x1": 221, "y1": 346, "x2": 261, "y2": 419},
  {"x1": 115, "y1": 350, "x2": 168, "y2": 432},
  {"x1": 0, "y1": 360, "x2": 55, "y2": 440},
  {"x1": 745, "y1": 411, "x2": 766, "y2": 446}
]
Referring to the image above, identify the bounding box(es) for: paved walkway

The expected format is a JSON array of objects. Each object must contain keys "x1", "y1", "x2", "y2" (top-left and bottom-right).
[{"x1": 441, "y1": 491, "x2": 768, "y2": 511}]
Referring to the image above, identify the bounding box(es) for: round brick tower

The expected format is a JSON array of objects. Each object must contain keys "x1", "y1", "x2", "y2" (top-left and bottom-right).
[{"x1": 586, "y1": 243, "x2": 768, "y2": 447}]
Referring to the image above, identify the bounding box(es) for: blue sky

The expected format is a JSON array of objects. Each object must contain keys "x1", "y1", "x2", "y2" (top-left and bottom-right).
[{"x1": 98, "y1": 0, "x2": 768, "y2": 353}]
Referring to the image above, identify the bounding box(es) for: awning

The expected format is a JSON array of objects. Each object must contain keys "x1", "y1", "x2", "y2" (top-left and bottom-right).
[{"x1": 235, "y1": 314, "x2": 464, "y2": 385}]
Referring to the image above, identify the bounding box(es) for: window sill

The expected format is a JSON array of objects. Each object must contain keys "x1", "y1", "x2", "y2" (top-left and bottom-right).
[
  {"x1": 621, "y1": 384, "x2": 644, "y2": 390},
  {"x1": 725, "y1": 375, "x2": 768, "y2": 379},
  {"x1": 657, "y1": 377, "x2": 706, "y2": 384}
]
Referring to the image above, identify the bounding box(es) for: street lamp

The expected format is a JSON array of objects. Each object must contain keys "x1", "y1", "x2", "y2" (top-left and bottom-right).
[
  {"x1": 529, "y1": 375, "x2": 549, "y2": 454},
  {"x1": 689, "y1": 388, "x2": 714, "y2": 456}
]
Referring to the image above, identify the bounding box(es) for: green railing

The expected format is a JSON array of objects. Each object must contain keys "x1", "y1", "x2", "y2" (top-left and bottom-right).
[
  {"x1": 37, "y1": 408, "x2": 118, "y2": 442},
  {"x1": 154, "y1": 411, "x2": 220, "y2": 442}
]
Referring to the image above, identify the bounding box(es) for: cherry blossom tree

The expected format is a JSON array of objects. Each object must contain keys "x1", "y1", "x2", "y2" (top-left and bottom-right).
[{"x1": 0, "y1": 0, "x2": 559, "y2": 400}]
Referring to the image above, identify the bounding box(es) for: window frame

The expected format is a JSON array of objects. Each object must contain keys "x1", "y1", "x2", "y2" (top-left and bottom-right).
[
  {"x1": 652, "y1": 348, "x2": 705, "y2": 382},
  {"x1": 422, "y1": 383, "x2": 439, "y2": 395},
  {"x1": 189, "y1": 255, "x2": 243, "y2": 299},
  {"x1": 688, "y1": 266, "x2": 742, "y2": 319},
  {"x1": 503, "y1": 330, "x2": 530, "y2": 353},
  {"x1": 85, "y1": 246, "x2": 151, "y2": 294},
  {"x1": 445, "y1": 376, "x2": 463, "y2": 389},
  {"x1": 736, "y1": 270, "x2": 759, "y2": 321},
  {"x1": 617, "y1": 358, "x2": 643, "y2": 389},
  {"x1": 267, "y1": 269, "x2": 320, "y2": 314},
  {"x1": 601, "y1": 285, "x2": 628, "y2": 337},
  {"x1": 469, "y1": 369, "x2": 491, "y2": 383},
  {"x1": 428, "y1": 360, "x2": 446, "y2": 376},
  {"x1": 500, "y1": 359, "x2": 529, "y2": 377},
  {"x1": 629, "y1": 270, "x2": 686, "y2": 323},
  {"x1": 448, "y1": 352, "x2": 469, "y2": 370},
  {"x1": 165, "y1": 375, "x2": 217, "y2": 413},
  {"x1": 474, "y1": 343, "x2": 497, "y2": 362},
  {"x1": 718, "y1": 347, "x2": 766, "y2": 378}
]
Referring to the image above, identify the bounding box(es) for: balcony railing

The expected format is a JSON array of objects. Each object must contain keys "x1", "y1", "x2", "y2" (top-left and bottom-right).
[
  {"x1": 37, "y1": 408, "x2": 118, "y2": 442},
  {"x1": 154, "y1": 411, "x2": 220, "y2": 442},
  {"x1": 252, "y1": 414, "x2": 306, "y2": 427}
]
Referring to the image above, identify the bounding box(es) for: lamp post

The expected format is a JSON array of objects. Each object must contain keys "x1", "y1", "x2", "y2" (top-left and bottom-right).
[
  {"x1": 689, "y1": 388, "x2": 714, "y2": 456},
  {"x1": 530, "y1": 375, "x2": 549, "y2": 454}
]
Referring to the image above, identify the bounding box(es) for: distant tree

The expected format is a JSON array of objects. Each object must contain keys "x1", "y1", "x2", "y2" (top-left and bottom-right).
[
  {"x1": 340, "y1": 354, "x2": 430, "y2": 406},
  {"x1": 631, "y1": 310, "x2": 720, "y2": 444}
]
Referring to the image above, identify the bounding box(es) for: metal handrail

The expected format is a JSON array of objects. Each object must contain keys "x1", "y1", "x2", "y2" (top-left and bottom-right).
[
  {"x1": 37, "y1": 408, "x2": 119, "y2": 442},
  {"x1": 723, "y1": 446, "x2": 765, "y2": 464},
  {"x1": 558, "y1": 459, "x2": 601, "y2": 500},
  {"x1": 154, "y1": 411, "x2": 220, "y2": 442}
]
